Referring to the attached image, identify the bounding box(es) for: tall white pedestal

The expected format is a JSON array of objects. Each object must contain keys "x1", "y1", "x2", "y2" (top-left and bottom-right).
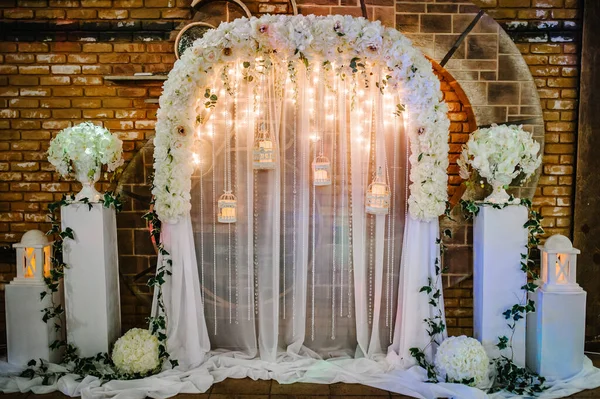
[
  {"x1": 6, "y1": 284, "x2": 64, "y2": 365},
  {"x1": 61, "y1": 203, "x2": 121, "y2": 356},
  {"x1": 526, "y1": 288, "x2": 586, "y2": 379},
  {"x1": 473, "y1": 205, "x2": 528, "y2": 366}
]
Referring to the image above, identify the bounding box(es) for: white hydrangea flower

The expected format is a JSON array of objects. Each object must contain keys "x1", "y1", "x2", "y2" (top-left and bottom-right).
[
  {"x1": 112, "y1": 328, "x2": 161, "y2": 375},
  {"x1": 458, "y1": 124, "x2": 542, "y2": 186},
  {"x1": 434, "y1": 335, "x2": 490, "y2": 388},
  {"x1": 47, "y1": 122, "x2": 124, "y2": 179}
]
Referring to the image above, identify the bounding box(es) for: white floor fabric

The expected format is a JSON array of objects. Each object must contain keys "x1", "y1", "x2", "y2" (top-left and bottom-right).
[{"x1": 2, "y1": 354, "x2": 600, "y2": 399}]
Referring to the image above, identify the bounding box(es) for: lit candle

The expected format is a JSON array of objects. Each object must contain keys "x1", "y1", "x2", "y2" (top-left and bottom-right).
[
  {"x1": 371, "y1": 183, "x2": 386, "y2": 196},
  {"x1": 315, "y1": 169, "x2": 328, "y2": 181}
]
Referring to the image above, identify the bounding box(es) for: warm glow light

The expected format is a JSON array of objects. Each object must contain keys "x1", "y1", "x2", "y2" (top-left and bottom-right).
[
  {"x1": 309, "y1": 134, "x2": 320, "y2": 142},
  {"x1": 192, "y1": 153, "x2": 200, "y2": 164}
]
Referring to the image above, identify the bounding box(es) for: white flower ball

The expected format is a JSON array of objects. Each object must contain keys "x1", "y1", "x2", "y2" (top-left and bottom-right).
[
  {"x1": 434, "y1": 336, "x2": 489, "y2": 387},
  {"x1": 112, "y1": 328, "x2": 161, "y2": 375}
]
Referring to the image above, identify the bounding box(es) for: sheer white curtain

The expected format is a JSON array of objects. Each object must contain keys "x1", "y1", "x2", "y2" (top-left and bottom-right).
[{"x1": 183, "y1": 61, "x2": 419, "y2": 363}]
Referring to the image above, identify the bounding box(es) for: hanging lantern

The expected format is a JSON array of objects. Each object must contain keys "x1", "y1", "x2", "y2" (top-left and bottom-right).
[
  {"x1": 253, "y1": 123, "x2": 276, "y2": 170},
  {"x1": 538, "y1": 234, "x2": 581, "y2": 292},
  {"x1": 366, "y1": 168, "x2": 391, "y2": 215},
  {"x1": 218, "y1": 191, "x2": 237, "y2": 223},
  {"x1": 12, "y1": 229, "x2": 52, "y2": 285},
  {"x1": 312, "y1": 154, "x2": 332, "y2": 186}
]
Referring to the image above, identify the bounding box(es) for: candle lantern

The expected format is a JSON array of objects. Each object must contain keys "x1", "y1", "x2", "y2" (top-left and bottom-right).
[
  {"x1": 538, "y1": 234, "x2": 581, "y2": 292},
  {"x1": 312, "y1": 154, "x2": 332, "y2": 186},
  {"x1": 218, "y1": 191, "x2": 237, "y2": 223},
  {"x1": 6, "y1": 230, "x2": 63, "y2": 365},
  {"x1": 12, "y1": 229, "x2": 52, "y2": 285},
  {"x1": 526, "y1": 234, "x2": 586, "y2": 379},
  {"x1": 253, "y1": 123, "x2": 276, "y2": 170},
  {"x1": 366, "y1": 168, "x2": 390, "y2": 215}
]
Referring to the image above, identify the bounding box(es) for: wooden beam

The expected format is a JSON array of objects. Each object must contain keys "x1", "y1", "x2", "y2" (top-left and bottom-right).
[
  {"x1": 574, "y1": 0, "x2": 600, "y2": 348},
  {"x1": 440, "y1": 10, "x2": 484, "y2": 67}
]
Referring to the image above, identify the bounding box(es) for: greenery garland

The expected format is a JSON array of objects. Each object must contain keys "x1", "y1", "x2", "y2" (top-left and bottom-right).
[
  {"x1": 20, "y1": 190, "x2": 177, "y2": 384},
  {"x1": 410, "y1": 198, "x2": 547, "y2": 395}
]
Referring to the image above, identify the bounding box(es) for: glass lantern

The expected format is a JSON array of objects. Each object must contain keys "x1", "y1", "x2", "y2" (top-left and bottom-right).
[
  {"x1": 538, "y1": 234, "x2": 581, "y2": 292},
  {"x1": 218, "y1": 191, "x2": 237, "y2": 223},
  {"x1": 366, "y1": 168, "x2": 391, "y2": 215},
  {"x1": 12, "y1": 229, "x2": 52, "y2": 286},
  {"x1": 253, "y1": 123, "x2": 276, "y2": 170},
  {"x1": 312, "y1": 154, "x2": 332, "y2": 186}
]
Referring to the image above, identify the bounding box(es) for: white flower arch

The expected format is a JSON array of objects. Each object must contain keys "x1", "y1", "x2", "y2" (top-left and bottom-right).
[{"x1": 153, "y1": 14, "x2": 450, "y2": 223}]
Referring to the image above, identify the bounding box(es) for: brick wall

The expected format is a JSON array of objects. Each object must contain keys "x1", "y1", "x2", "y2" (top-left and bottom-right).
[{"x1": 0, "y1": 0, "x2": 582, "y2": 342}]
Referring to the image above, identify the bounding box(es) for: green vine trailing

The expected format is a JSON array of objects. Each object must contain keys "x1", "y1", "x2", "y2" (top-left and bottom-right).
[
  {"x1": 410, "y1": 198, "x2": 547, "y2": 395},
  {"x1": 460, "y1": 197, "x2": 547, "y2": 395},
  {"x1": 409, "y1": 206, "x2": 452, "y2": 383},
  {"x1": 20, "y1": 190, "x2": 177, "y2": 384}
]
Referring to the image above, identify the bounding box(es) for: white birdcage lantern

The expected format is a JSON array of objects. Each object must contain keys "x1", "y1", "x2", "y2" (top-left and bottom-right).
[
  {"x1": 218, "y1": 191, "x2": 237, "y2": 223},
  {"x1": 12, "y1": 229, "x2": 52, "y2": 286},
  {"x1": 366, "y1": 168, "x2": 391, "y2": 215},
  {"x1": 538, "y1": 234, "x2": 581, "y2": 292},
  {"x1": 253, "y1": 123, "x2": 276, "y2": 170},
  {"x1": 312, "y1": 154, "x2": 331, "y2": 186}
]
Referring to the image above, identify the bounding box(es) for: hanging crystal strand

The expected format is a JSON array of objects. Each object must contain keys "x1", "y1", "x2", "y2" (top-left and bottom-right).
[
  {"x1": 248, "y1": 72, "x2": 256, "y2": 322},
  {"x1": 233, "y1": 65, "x2": 239, "y2": 324},
  {"x1": 212, "y1": 118, "x2": 218, "y2": 335},
  {"x1": 330, "y1": 67, "x2": 337, "y2": 341},
  {"x1": 367, "y1": 88, "x2": 376, "y2": 326},
  {"x1": 253, "y1": 75, "x2": 263, "y2": 317},
  {"x1": 347, "y1": 74, "x2": 357, "y2": 319},
  {"x1": 310, "y1": 65, "x2": 318, "y2": 342},
  {"x1": 282, "y1": 75, "x2": 288, "y2": 321},
  {"x1": 222, "y1": 91, "x2": 233, "y2": 324},
  {"x1": 200, "y1": 128, "x2": 205, "y2": 309},
  {"x1": 388, "y1": 94, "x2": 399, "y2": 342},
  {"x1": 339, "y1": 76, "x2": 346, "y2": 319},
  {"x1": 292, "y1": 73, "x2": 298, "y2": 338}
]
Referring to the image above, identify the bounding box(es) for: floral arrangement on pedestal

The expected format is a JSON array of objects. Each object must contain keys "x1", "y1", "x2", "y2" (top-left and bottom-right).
[
  {"x1": 457, "y1": 124, "x2": 541, "y2": 204},
  {"x1": 434, "y1": 335, "x2": 490, "y2": 388},
  {"x1": 112, "y1": 328, "x2": 161, "y2": 376},
  {"x1": 48, "y1": 122, "x2": 124, "y2": 202}
]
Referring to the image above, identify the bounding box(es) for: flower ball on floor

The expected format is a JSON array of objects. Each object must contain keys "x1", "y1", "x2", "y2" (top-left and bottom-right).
[
  {"x1": 112, "y1": 328, "x2": 161, "y2": 376},
  {"x1": 434, "y1": 336, "x2": 489, "y2": 387}
]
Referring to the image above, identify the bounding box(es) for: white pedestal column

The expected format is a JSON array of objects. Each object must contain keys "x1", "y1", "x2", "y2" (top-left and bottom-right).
[
  {"x1": 473, "y1": 204, "x2": 528, "y2": 366},
  {"x1": 6, "y1": 284, "x2": 63, "y2": 365},
  {"x1": 61, "y1": 203, "x2": 121, "y2": 356},
  {"x1": 526, "y1": 288, "x2": 586, "y2": 379}
]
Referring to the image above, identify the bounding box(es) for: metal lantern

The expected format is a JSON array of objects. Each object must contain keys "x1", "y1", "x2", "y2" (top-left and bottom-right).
[
  {"x1": 12, "y1": 229, "x2": 52, "y2": 286},
  {"x1": 538, "y1": 234, "x2": 581, "y2": 292},
  {"x1": 218, "y1": 191, "x2": 237, "y2": 223},
  {"x1": 312, "y1": 154, "x2": 332, "y2": 186},
  {"x1": 366, "y1": 168, "x2": 391, "y2": 215},
  {"x1": 253, "y1": 123, "x2": 276, "y2": 170}
]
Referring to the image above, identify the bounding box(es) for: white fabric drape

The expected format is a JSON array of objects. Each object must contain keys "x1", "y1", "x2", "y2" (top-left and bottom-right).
[{"x1": 187, "y1": 62, "x2": 417, "y2": 364}]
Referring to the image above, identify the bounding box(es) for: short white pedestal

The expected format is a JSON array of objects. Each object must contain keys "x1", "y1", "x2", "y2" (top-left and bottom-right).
[
  {"x1": 473, "y1": 205, "x2": 528, "y2": 366},
  {"x1": 526, "y1": 288, "x2": 586, "y2": 379},
  {"x1": 61, "y1": 203, "x2": 121, "y2": 356},
  {"x1": 6, "y1": 284, "x2": 64, "y2": 365}
]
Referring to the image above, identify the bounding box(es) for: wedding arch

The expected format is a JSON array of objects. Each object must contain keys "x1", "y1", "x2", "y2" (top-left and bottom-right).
[{"x1": 151, "y1": 13, "x2": 454, "y2": 392}]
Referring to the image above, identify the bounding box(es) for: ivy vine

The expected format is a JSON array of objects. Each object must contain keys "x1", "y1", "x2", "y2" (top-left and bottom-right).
[{"x1": 20, "y1": 190, "x2": 177, "y2": 384}]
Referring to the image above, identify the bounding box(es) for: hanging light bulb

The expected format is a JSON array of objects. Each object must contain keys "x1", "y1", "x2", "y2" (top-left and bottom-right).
[
  {"x1": 313, "y1": 154, "x2": 332, "y2": 186},
  {"x1": 253, "y1": 122, "x2": 276, "y2": 170},
  {"x1": 366, "y1": 167, "x2": 391, "y2": 215},
  {"x1": 218, "y1": 190, "x2": 237, "y2": 223}
]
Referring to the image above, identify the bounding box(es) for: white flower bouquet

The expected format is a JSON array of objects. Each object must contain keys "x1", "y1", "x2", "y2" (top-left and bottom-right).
[
  {"x1": 434, "y1": 335, "x2": 490, "y2": 388},
  {"x1": 112, "y1": 328, "x2": 161, "y2": 376},
  {"x1": 47, "y1": 122, "x2": 123, "y2": 201},
  {"x1": 458, "y1": 124, "x2": 541, "y2": 204}
]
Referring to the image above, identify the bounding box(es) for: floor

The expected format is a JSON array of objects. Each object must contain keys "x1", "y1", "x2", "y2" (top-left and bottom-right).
[{"x1": 2, "y1": 357, "x2": 600, "y2": 398}]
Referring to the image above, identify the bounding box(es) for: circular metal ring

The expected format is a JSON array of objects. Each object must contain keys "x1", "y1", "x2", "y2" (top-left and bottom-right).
[{"x1": 174, "y1": 21, "x2": 216, "y2": 60}]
